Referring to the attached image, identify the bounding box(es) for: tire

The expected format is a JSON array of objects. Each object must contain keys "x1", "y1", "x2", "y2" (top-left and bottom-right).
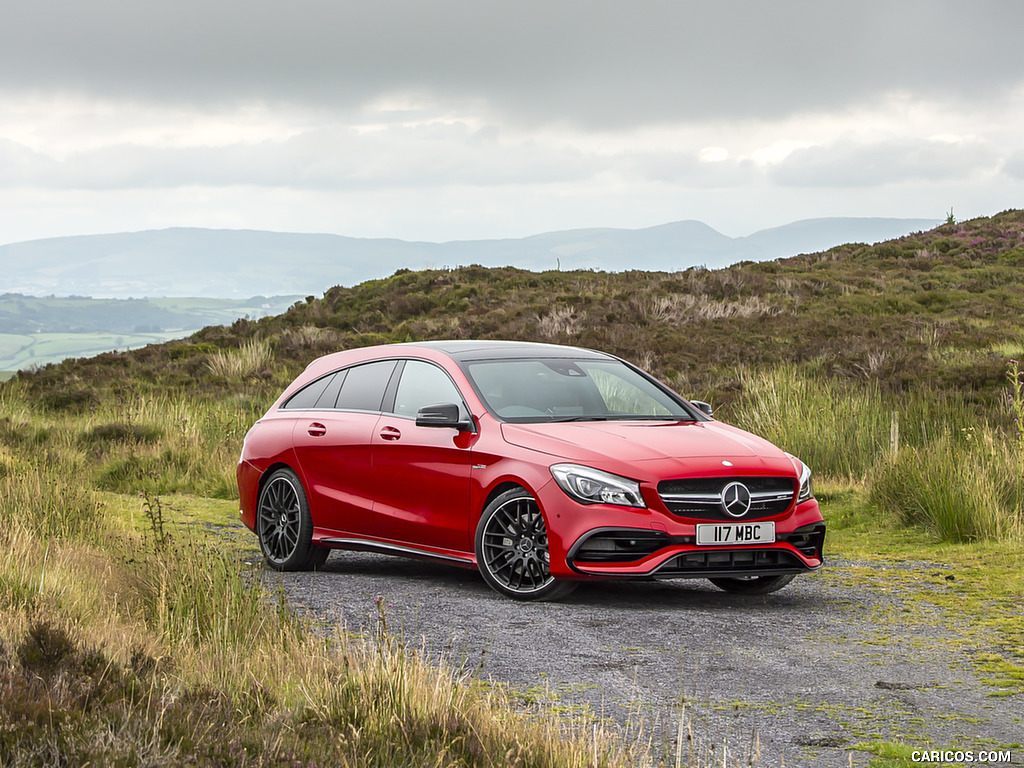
[
  {"x1": 475, "y1": 487, "x2": 577, "y2": 601},
  {"x1": 256, "y1": 467, "x2": 330, "y2": 571},
  {"x1": 708, "y1": 574, "x2": 796, "y2": 595}
]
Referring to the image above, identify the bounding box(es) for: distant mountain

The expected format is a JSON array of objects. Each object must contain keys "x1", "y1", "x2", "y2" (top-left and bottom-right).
[{"x1": 0, "y1": 217, "x2": 940, "y2": 299}]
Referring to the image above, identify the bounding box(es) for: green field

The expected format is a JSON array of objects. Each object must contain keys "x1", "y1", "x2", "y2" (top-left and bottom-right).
[
  {"x1": 0, "y1": 293, "x2": 301, "y2": 370},
  {"x1": 0, "y1": 330, "x2": 198, "y2": 370}
]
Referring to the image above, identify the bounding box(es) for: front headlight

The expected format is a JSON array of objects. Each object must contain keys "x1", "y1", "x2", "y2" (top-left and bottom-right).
[
  {"x1": 797, "y1": 461, "x2": 814, "y2": 503},
  {"x1": 550, "y1": 464, "x2": 647, "y2": 508}
]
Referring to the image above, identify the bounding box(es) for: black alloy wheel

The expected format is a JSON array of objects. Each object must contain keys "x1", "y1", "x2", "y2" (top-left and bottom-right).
[
  {"x1": 708, "y1": 574, "x2": 796, "y2": 595},
  {"x1": 475, "y1": 487, "x2": 576, "y2": 601},
  {"x1": 256, "y1": 468, "x2": 329, "y2": 571}
]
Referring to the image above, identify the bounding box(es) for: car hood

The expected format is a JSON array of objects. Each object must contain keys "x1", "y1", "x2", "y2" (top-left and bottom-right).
[{"x1": 501, "y1": 420, "x2": 798, "y2": 478}]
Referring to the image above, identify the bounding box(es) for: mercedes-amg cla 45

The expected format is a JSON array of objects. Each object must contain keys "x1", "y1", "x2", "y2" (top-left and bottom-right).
[{"x1": 237, "y1": 341, "x2": 825, "y2": 600}]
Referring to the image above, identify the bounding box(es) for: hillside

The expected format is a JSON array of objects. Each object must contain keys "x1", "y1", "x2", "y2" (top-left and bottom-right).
[
  {"x1": 0, "y1": 217, "x2": 938, "y2": 298},
  {"x1": 15, "y1": 210, "x2": 1023, "y2": 416}
]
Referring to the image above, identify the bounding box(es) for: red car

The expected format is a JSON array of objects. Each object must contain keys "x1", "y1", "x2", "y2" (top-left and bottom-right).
[{"x1": 237, "y1": 340, "x2": 824, "y2": 600}]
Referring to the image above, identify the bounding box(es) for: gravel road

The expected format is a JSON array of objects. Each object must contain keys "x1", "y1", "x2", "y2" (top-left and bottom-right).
[{"x1": 256, "y1": 548, "x2": 1023, "y2": 767}]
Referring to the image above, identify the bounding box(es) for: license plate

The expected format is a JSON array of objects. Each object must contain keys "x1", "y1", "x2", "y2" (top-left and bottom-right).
[{"x1": 696, "y1": 522, "x2": 775, "y2": 546}]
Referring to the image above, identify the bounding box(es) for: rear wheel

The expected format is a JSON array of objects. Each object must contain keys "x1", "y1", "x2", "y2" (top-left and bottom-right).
[
  {"x1": 708, "y1": 574, "x2": 796, "y2": 595},
  {"x1": 257, "y1": 468, "x2": 330, "y2": 571},
  {"x1": 475, "y1": 488, "x2": 576, "y2": 601}
]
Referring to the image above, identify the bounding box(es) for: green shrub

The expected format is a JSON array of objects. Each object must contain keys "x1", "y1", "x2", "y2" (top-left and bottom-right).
[
  {"x1": 80, "y1": 422, "x2": 163, "y2": 446},
  {"x1": 167, "y1": 342, "x2": 218, "y2": 360},
  {"x1": 39, "y1": 387, "x2": 97, "y2": 414}
]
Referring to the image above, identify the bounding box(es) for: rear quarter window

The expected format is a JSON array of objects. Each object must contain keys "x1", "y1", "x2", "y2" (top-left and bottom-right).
[{"x1": 281, "y1": 373, "x2": 334, "y2": 409}]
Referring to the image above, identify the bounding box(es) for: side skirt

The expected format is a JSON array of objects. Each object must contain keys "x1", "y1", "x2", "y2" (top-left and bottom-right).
[{"x1": 319, "y1": 537, "x2": 477, "y2": 568}]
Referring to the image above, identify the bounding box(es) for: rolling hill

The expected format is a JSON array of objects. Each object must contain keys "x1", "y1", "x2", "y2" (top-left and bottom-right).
[
  {"x1": 13, "y1": 210, "x2": 1023, "y2": 414},
  {"x1": 0, "y1": 217, "x2": 938, "y2": 299}
]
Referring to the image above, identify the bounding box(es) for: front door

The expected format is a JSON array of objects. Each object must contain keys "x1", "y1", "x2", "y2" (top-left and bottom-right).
[{"x1": 370, "y1": 360, "x2": 475, "y2": 552}]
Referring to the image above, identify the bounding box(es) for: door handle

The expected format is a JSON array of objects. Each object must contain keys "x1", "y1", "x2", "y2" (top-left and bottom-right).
[
  {"x1": 379, "y1": 425, "x2": 402, "y2": 441},
  {"x1": 307, "y1": 422, "x2": 327, "y2": 437}
]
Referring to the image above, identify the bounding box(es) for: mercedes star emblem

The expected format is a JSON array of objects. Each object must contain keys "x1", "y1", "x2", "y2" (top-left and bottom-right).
[{"x1": 721, "y1": 481, "x2": 752, "y2": 518}]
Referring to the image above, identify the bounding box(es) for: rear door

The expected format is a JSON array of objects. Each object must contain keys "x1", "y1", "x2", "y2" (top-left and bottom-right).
[{"x1": 289, "y1": 361, "x2": 397, "y2": 536}]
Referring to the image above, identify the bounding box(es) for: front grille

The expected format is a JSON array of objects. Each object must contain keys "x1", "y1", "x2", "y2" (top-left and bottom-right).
[
  {"x1": 657, "y1": 476, "x2": 795, "y2": 520},
  {"x1": 572, "y1": 530, "x2": 669, "y2": 564},
  {"x1": 654, "y1": 548, "x2": 807, "y2": 576}
]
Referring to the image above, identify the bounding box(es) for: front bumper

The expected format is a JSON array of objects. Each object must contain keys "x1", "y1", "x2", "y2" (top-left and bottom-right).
[
  {"x1": 536, "y1": 481, "x2": 825, "y2": 579},
  {"x1": 567, "y1": 522, "x2": 825, "y2": 578}
]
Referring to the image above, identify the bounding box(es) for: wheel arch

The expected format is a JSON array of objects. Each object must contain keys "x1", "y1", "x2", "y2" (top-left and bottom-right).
[
  {"x1": 475, "y1": 478, "x2": 541, "y2": 531},
  {"x1": 258, "y1": 461, "x2": 300, "y2": 502},
  {"x1": 481, "y1": 480, "x2": 526, "y2": 512}
]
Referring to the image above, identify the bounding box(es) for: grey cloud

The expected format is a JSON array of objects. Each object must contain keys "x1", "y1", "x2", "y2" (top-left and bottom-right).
[
  {"x1": 624, "y1": 152, "x2": 759, "y2": 187},
  {"x1": 3, "y1": 1, "x2": 1023, "y2": 127},
  {"x1": 0, "y1": 139, "x2": 48, "y2": 175},
  {"x1": 1004, "y1": 152, "x2": 1024, "y2": 181},
  {"x1": 0, "y1": 125, "x2": 599, "y2": 190},
  {"x1": 771, "y1": 138, "x2": 1001, "y2": 187}
]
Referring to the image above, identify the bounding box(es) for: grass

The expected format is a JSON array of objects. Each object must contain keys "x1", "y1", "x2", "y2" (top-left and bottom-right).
[
  {"x1": 721, "y1": 360, "x2": 1023, "y2": 546},
  {"x1": 0, "y1": 378, "x2": 644, "y2": 767},
  {"x1": 720, "y1": 364, "x2": 978, "y2": 480},
  {"x1": 870, "y1": 430, "x2": 1024, "y2": 542},
  {"x1": 205, "y1": 338, "x2": 275, "y2": 380},
  {"x1": 3, "y1": 358, "x2": 1022, "y2": 764}
]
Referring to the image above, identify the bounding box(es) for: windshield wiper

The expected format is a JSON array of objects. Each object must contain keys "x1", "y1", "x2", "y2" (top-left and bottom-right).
[
  {"x1": 546, "y1": 414, "x2": 696, "y2": 423},
  {"x1": 614, "y1": 415, "x2": 698, "y2": 422}
]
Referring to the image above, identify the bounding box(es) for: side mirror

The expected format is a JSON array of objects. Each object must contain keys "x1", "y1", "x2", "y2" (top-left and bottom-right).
[
  {"x1": 691, "y1": 400, "x2": 714, "y2": 418},
  {"x1": 416, "y1": 402, "x2": 474, "y2": 431}
]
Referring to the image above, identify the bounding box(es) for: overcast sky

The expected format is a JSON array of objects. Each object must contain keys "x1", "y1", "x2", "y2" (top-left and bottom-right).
[{"x1": 2, "y1": 0, "x2": 1022, "y2": 245}]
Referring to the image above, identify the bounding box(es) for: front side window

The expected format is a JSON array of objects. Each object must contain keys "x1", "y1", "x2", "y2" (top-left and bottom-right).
[
  {"x1": 393, "y1": 360, "x2": 466, "y2": 418},
  {"x1": 464, "y1": 358, "x2": 693, "y2": 423}
]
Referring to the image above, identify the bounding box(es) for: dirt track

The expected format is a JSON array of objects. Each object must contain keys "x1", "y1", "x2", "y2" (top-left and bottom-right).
[{"x1": 258, "y1": 549, "x2": 1023, "y2": 767}]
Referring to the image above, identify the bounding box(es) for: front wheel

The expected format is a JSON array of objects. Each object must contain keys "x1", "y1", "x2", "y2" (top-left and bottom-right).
[
  {"x1": 708, "y1": 574, "x2": 796, "y2": 595},
  {"x1": 256, "y1": 467, "x2": 330, "y2": 571},
  {"x1": 475, "y1": 488, "x2": 576, "y2": 601}
]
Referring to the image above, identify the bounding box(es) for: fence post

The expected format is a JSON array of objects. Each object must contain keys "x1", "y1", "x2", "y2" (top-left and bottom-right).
[{"x1": 889, "y1": 410, "x2": 900, "y2": 455}]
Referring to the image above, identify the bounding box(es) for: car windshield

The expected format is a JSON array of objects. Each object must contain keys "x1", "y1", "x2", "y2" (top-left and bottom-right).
[{"x1": 463, "y1": 357, "x2": 695, "y2": 423}]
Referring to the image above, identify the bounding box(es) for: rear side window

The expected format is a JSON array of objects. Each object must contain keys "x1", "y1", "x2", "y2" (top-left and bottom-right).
[
  {"x1": 335, "y1": 360, "x2": 398, "y2": 412},
  {"x1": 282, "y1": 373, "x2": 335, "y2": 409},
  {"x1": 314, "y1": 369, "x2": 347, "y2": 408}
]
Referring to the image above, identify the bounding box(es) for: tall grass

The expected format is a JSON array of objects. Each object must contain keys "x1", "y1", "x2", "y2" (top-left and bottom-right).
[
  {"x1": 723, "y1": 365, "x2": 892, "y2": 478},
  {"x1": 205, "y1": 338, "x2": 274, "y2": 379},
  {"x1": 718, "y1": 362, "x2": 1024, "y2": 543},
  {"x1": 0, "y1": 376, "x2": 642, "y2": 766},
  {"x1": 724, "y1": 364, "x2": 983, "y2": 480},
  {"x1": 869, "y1": 429, "x2": 1023, "y2": 542}
]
